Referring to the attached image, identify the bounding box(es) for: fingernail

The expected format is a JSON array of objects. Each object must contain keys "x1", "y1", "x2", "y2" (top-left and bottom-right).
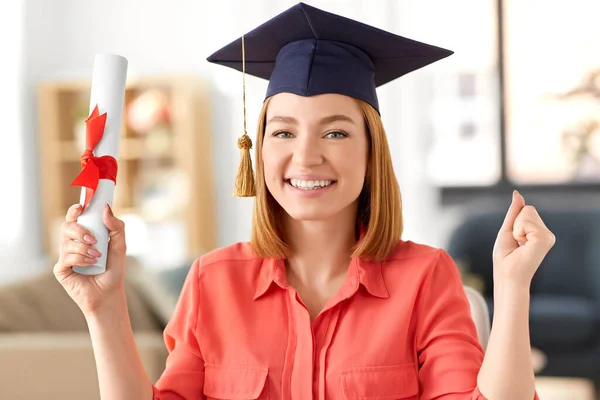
[
  {"x1": 106, "y1": 203, "x2": 114, "y2": 216},
  {"x1": 513, "y1": 190, "x2": 519, "y2": 200},
  {"x1": 85, "y1": 257, "x2": 97, "y2": 264},
  {"x1": 87, "y1": 248, "x2": 102, "y2": 257},
  {"x1": 84, "y1": 234, "x2": 97, "y2": 244}
]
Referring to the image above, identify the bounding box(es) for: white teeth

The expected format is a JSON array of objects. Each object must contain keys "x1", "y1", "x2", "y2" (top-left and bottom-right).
[{"x1": 289, "y1": 179, "x2": 333, "y2": 190}]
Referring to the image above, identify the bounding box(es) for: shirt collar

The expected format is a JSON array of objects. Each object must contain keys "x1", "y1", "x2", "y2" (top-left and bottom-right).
[
  {"x1": 253, "y1": 225, "x2": 390, "y2": 300},
  {"x1": 253, "y1": 256, "x2": 389, "y2": 301},
  {"x1": 354, "y1": 257, "x2": 390, "y2": 298},
  {"x1": 352, "y1": 223, "x2": 390, "y2": 298},
  {"x1": 253, "y1": 257, "x2": 286, "y2": 300}
]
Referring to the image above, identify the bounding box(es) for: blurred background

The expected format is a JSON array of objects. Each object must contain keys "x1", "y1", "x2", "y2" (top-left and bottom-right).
[{"x1": 0, "y1": 0, "x2": 599, "y2": 398}]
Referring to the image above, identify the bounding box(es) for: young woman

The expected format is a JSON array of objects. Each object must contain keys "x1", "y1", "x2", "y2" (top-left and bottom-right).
[{"x1": 54, "y1": 3, "x2": 552, "y2": 399}]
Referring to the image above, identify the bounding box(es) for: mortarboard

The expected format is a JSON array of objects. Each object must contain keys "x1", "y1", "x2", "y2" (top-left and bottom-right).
[{"x1": 207, "y1": 2, "x2": 453, "y2": 197}]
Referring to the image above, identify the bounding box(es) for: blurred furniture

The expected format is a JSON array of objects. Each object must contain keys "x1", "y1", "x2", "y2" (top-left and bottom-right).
[
  {"x1": 531, "y1": 347, "x2": 548, "y2": 374},
  {"x1": 464, "y1": 286, "x2": 491, "y2": 351},
  {"x1": 0, "y1": 256, "x2": 189, "y2": 400},
  {"x1": 535, "y1": 376, "x2": 596, "y2": 400},
  {"x1": 448, "y1": 209, "x2": 600, "y2": 386},
  {"x1": 37, "y1": 75, "x2": 217, "y2": 264},
  {"x1": 0, "y1": 332, "x2": 167, "y2": 400}
]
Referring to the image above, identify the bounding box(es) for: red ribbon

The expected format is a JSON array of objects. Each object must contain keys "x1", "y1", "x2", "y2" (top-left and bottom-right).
[{"x1": 71, "y1": 105, "x2": 118, "y2": 211}]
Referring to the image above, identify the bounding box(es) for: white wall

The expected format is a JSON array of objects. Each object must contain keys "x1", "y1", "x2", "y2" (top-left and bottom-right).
[
  {"x1": 0, "y1": 2, "x2": 27, "y2": 283},
  {"x1": 0, "y1": 0, "x2": 464, "y2": 283}
]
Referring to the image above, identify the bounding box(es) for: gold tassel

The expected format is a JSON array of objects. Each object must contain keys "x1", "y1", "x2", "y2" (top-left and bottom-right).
[
  {"x1": 235, "y1": 134, "x2": 255, "y2": 196},
  {"x1": 234, "y1": 33, "x2": 256, "y2": 197}
]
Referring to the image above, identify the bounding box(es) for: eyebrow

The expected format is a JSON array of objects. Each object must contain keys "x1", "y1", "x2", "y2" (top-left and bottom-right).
[{"x1": 267, "y1": 114, "x2": 356, "y2": 125}]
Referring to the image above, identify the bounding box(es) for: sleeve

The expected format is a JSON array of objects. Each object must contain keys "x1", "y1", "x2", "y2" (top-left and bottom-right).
[
  {"x1": 416, "y1": 250, "x2": 539, "y2": 400},
  {"x1": 152, "y1": 258, "x2": 206, "y2": 400}
]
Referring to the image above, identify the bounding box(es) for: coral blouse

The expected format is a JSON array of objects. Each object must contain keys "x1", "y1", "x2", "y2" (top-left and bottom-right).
[{"x1": 152, "y1": 240, "x2": 538, "y2": 399}]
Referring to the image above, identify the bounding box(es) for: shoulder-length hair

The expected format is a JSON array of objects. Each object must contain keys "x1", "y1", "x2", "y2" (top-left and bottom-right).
[{"x1": 251, "y1": 97, "x2": 403, "y2": 261}]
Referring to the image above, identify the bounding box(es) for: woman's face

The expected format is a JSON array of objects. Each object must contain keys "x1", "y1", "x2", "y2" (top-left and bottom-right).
[{"x1": 262, "y1": 93, "x2": 369, "y2": 222}]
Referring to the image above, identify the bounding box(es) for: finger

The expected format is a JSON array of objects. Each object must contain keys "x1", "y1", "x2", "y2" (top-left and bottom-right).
[
  {"x1": 62, "y1": 253, "x2": 99, "y2": 268},
  {"x1": 499, "y1": 190, "x2": 526, "y2": 233},
  {"x1": 518, "y1": 205, "x2": 549, "y2": 230},
  {"x1": 513, "y1": 219, "x2": 537, "y2": 246},
  {"x1": 55, "y1": 252, "x2": 98, "y2": 275},
  {"x1": 62, "y1": 239, "x2": 102, "y2": 259},
  {"x1": 65, "y1": 204, "x2": 83, "y2": 222},
  {"x1": 103, "y1": 204, "x2": 127, "y2": 252},
  {"x1": 102, "y1": 204, "x2": 123, "y2": 233},
  {"x1": 514, "y1": 217, "x2": 556, "y2": 249},
  {"x1": 62, "y1": 221, "x2": 98, "y2": 245},
  {"x1": 52, "y1": 254, "x2": 96, "y2": 280}
]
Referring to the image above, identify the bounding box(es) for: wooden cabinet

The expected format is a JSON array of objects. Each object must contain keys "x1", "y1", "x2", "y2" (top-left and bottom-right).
[{"x1": 38, "y1": 75, "x2": 217, "y2": 266}]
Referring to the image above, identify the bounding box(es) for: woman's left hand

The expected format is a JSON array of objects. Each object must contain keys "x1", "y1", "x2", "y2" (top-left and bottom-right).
[{"x1": 492, "y1": 190, "x2": 556, "y2": 288}]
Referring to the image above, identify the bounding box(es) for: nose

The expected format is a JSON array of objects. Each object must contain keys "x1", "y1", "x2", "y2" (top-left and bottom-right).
[{"x1": 292, "y1": 132, "x2": 323, "y2": 167}]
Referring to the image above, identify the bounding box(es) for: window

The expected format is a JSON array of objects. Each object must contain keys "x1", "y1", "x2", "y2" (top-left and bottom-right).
[
  {"x1": 504, "y1": 0, "x2": 600, "y2": 184},
  {"x1": 423, "y1": 0, "x2": 502, "y2": 187}
]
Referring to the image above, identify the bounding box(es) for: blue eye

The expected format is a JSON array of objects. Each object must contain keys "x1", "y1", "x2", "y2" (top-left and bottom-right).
[
  {"x1": 325, "y1": 131, "x2": 348, "y2": 139},
  {"x1": 273, "y1": 130, "x2": 293, "y2": 138}
]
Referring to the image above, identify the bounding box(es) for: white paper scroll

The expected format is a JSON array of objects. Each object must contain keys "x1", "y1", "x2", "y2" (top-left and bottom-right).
[{"x1": 73, "y1": 54, "x2": 128, "y2": 275}]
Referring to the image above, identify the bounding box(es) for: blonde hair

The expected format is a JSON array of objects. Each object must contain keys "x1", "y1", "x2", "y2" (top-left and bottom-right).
[{"x1": 251, "y1": 98, "x2": 403, "y2": 261}]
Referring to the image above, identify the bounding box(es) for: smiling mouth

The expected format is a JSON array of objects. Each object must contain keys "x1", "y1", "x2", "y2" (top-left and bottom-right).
[{"x1": 286, "y1": 178, "x2": 337, "y2": 190}]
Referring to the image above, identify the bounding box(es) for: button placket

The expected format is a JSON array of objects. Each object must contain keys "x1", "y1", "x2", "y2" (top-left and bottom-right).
[
  {"x1": 318, "y1": 303, "x2": 343, "y2": 400},
  {"x1": 289, "y1": 288, "x2": 315, "y2": 399}
]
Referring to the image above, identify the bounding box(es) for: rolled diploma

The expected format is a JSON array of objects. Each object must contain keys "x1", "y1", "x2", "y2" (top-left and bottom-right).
[{"x1": 73, "y1": 54, "x2": 128, "y2": 275}]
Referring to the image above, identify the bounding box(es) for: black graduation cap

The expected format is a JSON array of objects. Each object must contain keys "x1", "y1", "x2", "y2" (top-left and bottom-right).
[{"x1": 206, "y1": 2, "x2": 453, "y2": 114}]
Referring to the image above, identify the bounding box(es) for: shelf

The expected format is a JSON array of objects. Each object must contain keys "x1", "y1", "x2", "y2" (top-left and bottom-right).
[
  {"x1": 54, "y1": 138, "x2": 173, "y2": 162},
  {"x1": 38, "y1": 75, "x2": 217, "y2": 263}
]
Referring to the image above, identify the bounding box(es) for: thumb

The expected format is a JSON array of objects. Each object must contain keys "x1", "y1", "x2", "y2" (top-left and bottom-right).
[
  {"x1": 103, "y1": 204, "x2": 126, "y2": 252},
  {"x1": 499, "y1": 190, "x2": 526, "y2": 234}
]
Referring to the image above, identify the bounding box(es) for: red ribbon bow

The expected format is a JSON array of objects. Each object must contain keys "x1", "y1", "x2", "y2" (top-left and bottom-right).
[{"x1": 71, "y1": 105, "x2": 118, "y2": 211}]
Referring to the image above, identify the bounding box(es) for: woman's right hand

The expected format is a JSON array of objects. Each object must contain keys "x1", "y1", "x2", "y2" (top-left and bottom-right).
[{"x1": 53, "y1": 203, "x2": 128, "y2": 317}]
